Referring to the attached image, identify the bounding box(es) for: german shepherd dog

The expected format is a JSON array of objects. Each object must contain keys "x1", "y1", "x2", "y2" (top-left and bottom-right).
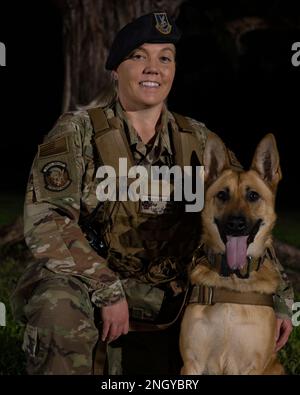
[{"x1": 180, "y1": 132, "x2": 284, "y2": 375}]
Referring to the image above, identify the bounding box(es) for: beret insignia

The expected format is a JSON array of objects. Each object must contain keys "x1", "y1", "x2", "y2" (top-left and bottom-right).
[
  {"x1": 154, "y1": 12, "x2": 172, "y2": 35},
  {"x1": 42, "y1": 161, "x2": 72, "y2": 191}
]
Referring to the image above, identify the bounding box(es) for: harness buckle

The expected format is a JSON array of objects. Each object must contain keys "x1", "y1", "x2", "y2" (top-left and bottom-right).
[{"x1": 198, "y1": 285, "x2": 214, "y2": 305}]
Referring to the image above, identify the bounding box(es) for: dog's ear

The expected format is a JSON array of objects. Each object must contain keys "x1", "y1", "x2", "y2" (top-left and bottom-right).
[
  {"x1": 251, "y1": 133, "x2": 282, "y2": 189},
  {"x1": 203, "y1": 132, "x2": 230, "y2": 184}
]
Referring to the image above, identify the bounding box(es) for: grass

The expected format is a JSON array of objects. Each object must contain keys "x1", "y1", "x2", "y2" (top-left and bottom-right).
[
  {"x1": 0, "y1": 195, "x2": 300, "y2": 374},
  {"x1": 0, "y1": 192, "x2": 27, "y2": 374},
  {"x1": 274, "y1": 211, "x2": 300, "y2": 249},
  {"x1": 0, "y1": 242, "x2": 27, "y2": 375}
]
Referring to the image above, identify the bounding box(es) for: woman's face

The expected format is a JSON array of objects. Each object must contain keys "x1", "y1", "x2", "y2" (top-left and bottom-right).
[{"x1": 114, "y1": 43, "x2": 176, "y2": 110}]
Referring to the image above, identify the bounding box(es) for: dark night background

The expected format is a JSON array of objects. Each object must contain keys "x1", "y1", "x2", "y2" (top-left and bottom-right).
[{"x1": 0, "y1": 0, "x2": 299, "y2": 210}]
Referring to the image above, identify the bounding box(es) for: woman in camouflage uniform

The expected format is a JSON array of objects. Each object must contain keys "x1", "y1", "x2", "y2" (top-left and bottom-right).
[{"x1": 12, "y1": 12, "x2": 293, "y2": 375}]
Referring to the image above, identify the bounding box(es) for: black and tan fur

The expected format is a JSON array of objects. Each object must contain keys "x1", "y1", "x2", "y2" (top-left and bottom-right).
[{"x1": 180, "y1": 132, "x2": 284, "y2": 375}]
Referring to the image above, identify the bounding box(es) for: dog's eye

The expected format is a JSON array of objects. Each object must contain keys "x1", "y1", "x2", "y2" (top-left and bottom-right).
[
  {"x1": 216, "y1": 190, "x2": 229, "y2": 202},
  {"x1": 247, "y1": 190, "x2": 260, "y2": 202}
]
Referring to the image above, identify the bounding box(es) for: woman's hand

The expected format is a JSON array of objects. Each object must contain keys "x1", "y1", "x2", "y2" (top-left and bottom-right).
[
  {"x1": 275, "y1": 318, "x2": 293, "y2": 351},
  {"x1": 101, "y1": 299, "x2": 129, "y2": 343}
]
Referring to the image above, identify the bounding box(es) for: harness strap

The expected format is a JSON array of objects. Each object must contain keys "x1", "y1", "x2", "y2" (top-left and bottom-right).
[
  {"x1": 171, "y1": 112, "x2": 203, "y2": 167},
  {"x1": 87, "y1": 106, "x2": 204, "y2": 177},
  {"x1": 87, "y1": 107, "x2": 134, "y2": 175},
  {"x1": 87, "y1": 107, "x2": 110, "y2": 133},
  {"x1": 172, "y1": 112, "x2": 194, "y2": 132},
  {"x1": 189, "y1": 284, "x2": 274, "y2": 308}
]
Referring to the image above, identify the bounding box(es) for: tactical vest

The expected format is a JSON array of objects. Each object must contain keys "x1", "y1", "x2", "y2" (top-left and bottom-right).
[{"x1": 87, "y1": 106, "x2": 206, "y2": 289}]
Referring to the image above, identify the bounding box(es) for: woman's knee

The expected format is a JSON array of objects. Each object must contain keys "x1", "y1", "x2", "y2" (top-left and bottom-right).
[
  {"x1": 22, "y1": 276, "x2": 99, "y2": 374},
  {"x1": 25, "y1": 276, "x2": 93, "y2": 326}
]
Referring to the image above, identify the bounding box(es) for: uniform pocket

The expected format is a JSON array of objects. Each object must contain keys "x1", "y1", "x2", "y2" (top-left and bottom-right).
[
  {"x1": 22, "y1": 324, "x2": 38, "y2": 357},
  {"x1": 22, "y1": 324, "x2": 52, "y2": 373}
]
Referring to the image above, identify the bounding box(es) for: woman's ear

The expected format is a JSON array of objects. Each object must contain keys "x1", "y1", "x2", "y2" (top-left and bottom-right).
[{"x1": 112, "y1": 70, "x2": 118, "y2": 81}]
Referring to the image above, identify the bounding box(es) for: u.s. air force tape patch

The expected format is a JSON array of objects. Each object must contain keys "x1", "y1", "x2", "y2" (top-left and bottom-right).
[{"x1": 42, "y1": 161, "x2": 72, "y2": 191}]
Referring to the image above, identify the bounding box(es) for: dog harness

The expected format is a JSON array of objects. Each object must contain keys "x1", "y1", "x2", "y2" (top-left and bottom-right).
[
  {"x1": 189, "y1": 284, "x2": 274, "y2": 307},
  {"x1": 188, "y1": 244, "x2": 276, "y2": 308}
]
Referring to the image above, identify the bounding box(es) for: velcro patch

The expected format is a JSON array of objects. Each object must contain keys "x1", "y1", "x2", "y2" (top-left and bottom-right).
[
  {"x1": 42, "y1": 161, "x2": 72, "y2": 191},
  {"x1": 33, "y1": 134, "x2": 79, "y2": 199},
  {"x1": 39, "y1": 136, "x2": 69, "y2": 157},
  {"x1": 139, "y1": 199, "x2": 175, "y2": 215}
]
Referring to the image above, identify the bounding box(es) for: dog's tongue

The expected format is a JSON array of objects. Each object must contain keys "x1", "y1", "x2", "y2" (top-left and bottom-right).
[{"x1": 226, "y1": 236, "x2": 248, "y2": 270}]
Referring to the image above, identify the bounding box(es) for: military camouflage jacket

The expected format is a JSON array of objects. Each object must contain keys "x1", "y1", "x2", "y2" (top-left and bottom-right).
[{"x1": 22, "y1": 101, "x2": 294, "y2": 319}]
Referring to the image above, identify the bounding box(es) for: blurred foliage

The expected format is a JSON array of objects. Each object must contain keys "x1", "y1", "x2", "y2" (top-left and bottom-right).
[
  {"x1": 0, "y1": 242, "x2": 27, "y2": 375},
  {"x1": 274, "y1": 211, "x2": 300, "y2": 249}
]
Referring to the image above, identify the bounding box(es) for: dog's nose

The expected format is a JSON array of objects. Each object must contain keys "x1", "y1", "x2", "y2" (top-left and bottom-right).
[{"x1": 226, "y1": 216, "x2": 247, "y2": 235}]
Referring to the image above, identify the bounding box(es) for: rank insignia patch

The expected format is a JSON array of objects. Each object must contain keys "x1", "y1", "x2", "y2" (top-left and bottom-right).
[
  {"x1": 42, "y1": 161, "x2": 72, "y2": 191},
  {"x1": 154, "y1": 12, "x2": 172, "y2": 35},
  {"x1": 140, "y1": 199, "x2": 175, "y2": 215}
]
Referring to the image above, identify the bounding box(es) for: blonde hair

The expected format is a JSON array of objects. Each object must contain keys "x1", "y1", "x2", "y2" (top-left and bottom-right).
[{"x1": 77, "y1": 73, "x2": 118, "y2": 110}]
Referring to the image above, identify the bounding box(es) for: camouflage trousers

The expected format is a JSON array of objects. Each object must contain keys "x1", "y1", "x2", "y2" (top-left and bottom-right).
[
  {"x1": 21, "y1": 275, "x2": 100, "y2": 375},
  {"x1": 18, "y1": 273, "x2": 183, "y2": 375}
]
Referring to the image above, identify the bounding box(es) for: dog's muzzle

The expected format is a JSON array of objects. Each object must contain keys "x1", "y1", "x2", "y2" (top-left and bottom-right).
[{"x1": 214, "y1": 217, "x2": 263, "y2": 271}]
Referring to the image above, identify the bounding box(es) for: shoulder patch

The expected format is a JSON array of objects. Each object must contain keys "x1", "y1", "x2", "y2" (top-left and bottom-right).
[
  {"x1": 39, "y1": 136, "x2": 69, "y2": 157},
  {"x1": 42, "y1": 161, "x2": 72, "y2": 191},
  {"x1": 33, "y1": 134, "x2": 79, "y2": 200}
]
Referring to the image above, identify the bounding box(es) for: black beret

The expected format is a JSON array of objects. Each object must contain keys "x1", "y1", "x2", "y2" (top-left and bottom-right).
[{"x1": 105, "y1": 12, "x2": 181, "y2": 70}]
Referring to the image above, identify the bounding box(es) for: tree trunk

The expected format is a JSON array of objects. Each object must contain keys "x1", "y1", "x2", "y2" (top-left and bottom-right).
[{"x1": 54, "y1": 0, "x2": 186, "y2": 111}]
